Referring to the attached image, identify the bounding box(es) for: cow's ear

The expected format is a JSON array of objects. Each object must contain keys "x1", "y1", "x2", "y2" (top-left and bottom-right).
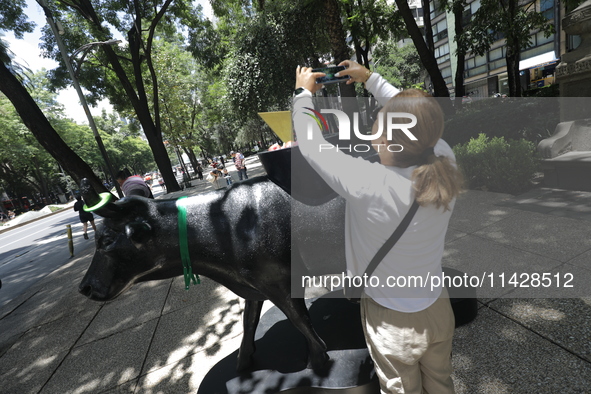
[{"x1": 125, "y1": 221, "x2": 152, "y2": 244}]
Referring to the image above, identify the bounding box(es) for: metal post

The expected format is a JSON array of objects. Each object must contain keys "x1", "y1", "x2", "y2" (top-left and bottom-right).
[
  {"x1": 37, "y1": 0, "x2": 124, "y2": 198},
  {"x1": 66, "y1": 224, "x2": 74, "y2": 258}
]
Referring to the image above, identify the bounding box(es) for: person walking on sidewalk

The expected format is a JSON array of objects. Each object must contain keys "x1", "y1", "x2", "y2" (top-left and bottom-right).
[
  {"x1": 73, "y1": 195, "x2": 97, "y2": 239},
  {"x1": 222, "y1": 167, "x2": 233, "y2": 187},
  {"x1": 116, "y1": 170, "x2": 154, "y2": 198},
  {"x1": 231, "y1": 151, "x2": 248, "y2": 180},
  {"x1": 293, "y1": 61, "x2": 463, "y2": 394}
]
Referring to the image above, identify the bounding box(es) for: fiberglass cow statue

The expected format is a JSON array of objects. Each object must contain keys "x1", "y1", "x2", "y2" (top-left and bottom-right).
[{"x1": 78, "y1": 176, "x2": 346, "y2": 372}]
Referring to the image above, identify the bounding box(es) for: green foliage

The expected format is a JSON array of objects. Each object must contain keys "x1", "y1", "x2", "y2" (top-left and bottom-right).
[
  {"x1": 453, "y1": 134, "x2": 540, "y2": 195},
  {"x1": 0, "y1": 66, "x2": 154, "y2": 202},
  {"x1": 224, "y1": 4, "x2": 328, "y2": 120},
  {"x1": 187, "y1": 18, "x2": 226, "y2": 72},
  {"x1": 444, "y1": 97, "x2": 559, "y2": 147},
  {"x1": 466, "y1": 0, "x2": 555, "y2": 57},
  {"x1": 373, "y1": 39, "x2": 425, "y2": 89},
  {"x1": 0, "y1": 0, "x2": 35, "y2": 39},
  {"x1": 523, "y1": 84, "x2": 559, "y2": 97},
  {"x1": 341, "y1": 0, "x2": 402, "y2": 67},
  {"x1": 0, "y1": 92, "x2": 45, "y2": 198},
  {"x1": 462, "y1": 0, "x2": 556, "y2": 96}
]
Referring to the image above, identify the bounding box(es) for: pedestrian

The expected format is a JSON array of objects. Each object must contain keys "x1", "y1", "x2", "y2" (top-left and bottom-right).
[
  {"x1": 293, "y1": 61, "x2": 463, "y2": 394},
  {"x1": 231, "y1": 151, "x2": 248, "y2": 180},
  {"x1": 73, "y1": 195, "x2": 97, "y2": 239},
  {"x1": 222, "y1": 167, "x2": 233, "y2": 187},
  {"x1": 196, "y1": 164, "x2": 204, "y2": 181},
  {"x1": 207, "y1": 167, "x2": 225, "y2": 189},
  {"x1": 157, "y1": 176, "x2": 166, "y2": 193},
  {"x1": 116, "y1": 170, "x2": 154, "y2": 198}
]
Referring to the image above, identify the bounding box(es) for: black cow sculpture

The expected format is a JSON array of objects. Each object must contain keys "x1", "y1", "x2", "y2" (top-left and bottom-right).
[{"x1": 78, "y1": 176, "x2": 346, "y2": 372}]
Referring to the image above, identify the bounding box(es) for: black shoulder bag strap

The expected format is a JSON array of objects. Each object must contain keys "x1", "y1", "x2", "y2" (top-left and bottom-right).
[{"x1": 345, "y1": 200, "x2": 420, "y2": 303}]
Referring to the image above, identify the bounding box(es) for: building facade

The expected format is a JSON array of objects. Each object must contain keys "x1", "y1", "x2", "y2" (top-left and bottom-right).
[{"x1": 429, "y1": 0, "x2": 568, "y2": 98}]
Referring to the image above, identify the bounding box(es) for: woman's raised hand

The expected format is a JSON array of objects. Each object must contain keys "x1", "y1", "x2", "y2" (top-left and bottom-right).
[
  {"x1": 295, "y1": 66, "x2": 326, "y2": 94},
  {"x1": 336, "y1": 60, "x2": 372, "y2": 85}
]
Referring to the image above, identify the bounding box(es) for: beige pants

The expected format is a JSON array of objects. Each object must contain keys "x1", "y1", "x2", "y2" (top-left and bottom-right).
[{"x1": 360, "y1": 290, "x2": 455, "y2": 394}]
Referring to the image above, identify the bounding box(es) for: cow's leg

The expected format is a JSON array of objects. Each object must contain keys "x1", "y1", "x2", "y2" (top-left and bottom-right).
[
  {"x1": 270, "y1": 296, "x2": 329, "y2": 370},
  {"x1": 237, "y1": 299, "x2": 264, "y2": 371}
]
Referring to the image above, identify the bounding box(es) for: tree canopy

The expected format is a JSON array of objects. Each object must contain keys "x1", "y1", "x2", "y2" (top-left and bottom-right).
[{"x1": 0, "y1": 0, "x2": 566, "y2": 206}]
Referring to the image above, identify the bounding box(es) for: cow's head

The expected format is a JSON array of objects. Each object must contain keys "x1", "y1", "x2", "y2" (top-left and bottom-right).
[{"x1": 78, "y1": 179, "x2": 167, "y2": 301}]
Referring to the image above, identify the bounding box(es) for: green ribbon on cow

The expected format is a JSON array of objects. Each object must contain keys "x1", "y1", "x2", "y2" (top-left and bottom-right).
[{"x1": 176, "y1": 196, "x2": 200, "y2": 290}]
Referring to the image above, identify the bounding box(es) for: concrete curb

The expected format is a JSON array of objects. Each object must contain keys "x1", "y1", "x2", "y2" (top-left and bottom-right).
[{"x1": 0, "y1": 202, "x2": 76, "y2": 235}]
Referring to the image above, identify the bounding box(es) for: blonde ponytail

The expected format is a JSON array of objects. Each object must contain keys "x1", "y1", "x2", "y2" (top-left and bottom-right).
[
  {"x1": 413, "y1": 156, "x2": 464, "y2": 211},
  {"x1": 378, "y1": 89, "x2": 464, "y2": 210}
]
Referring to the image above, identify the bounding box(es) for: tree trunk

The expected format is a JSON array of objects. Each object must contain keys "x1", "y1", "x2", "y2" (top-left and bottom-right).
[
  {"x1": 395, "y1": 0, "x2": 450, "y2": 98},
  {"x1": 324, "y1": 0, "x2": 357, "y2": 100},
  {"x1": 0, "y1": 62, "x2": 106, "y2": 194},
  {"x1": 185, "y1": 147, "x2": 200, "y2": 173},
  {"x1": 506, "y1": 0, "x2": 522, "y2": 97},
  {"x1": 63, "y1": 0, "x2": 181, "y2": 192},
  {"x1": 506, "y1": 49, "x2": 521, "y2": 97},
  {"x1": 453, "y1": 0, "x2": 466, "y2": 107},
  {"x1": 423, "y1": 0, "x2": 435, "y2": 53}
]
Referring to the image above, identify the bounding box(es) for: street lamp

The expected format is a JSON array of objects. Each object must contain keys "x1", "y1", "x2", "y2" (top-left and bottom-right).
[
  {"x1": 70, "y1": 39, "x2": 122, "y2": 78},
  {"x1": 37, "y1": 0, "x2": 124, "y2": 198}
]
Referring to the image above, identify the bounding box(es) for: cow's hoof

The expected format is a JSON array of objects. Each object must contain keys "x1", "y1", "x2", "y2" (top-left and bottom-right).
[
  {"x1": 236, "y1": 354, "x2": 254, "y2": 372},
  {"x1": 308, "y1": 351, "x2": 330, "y2": 371}
]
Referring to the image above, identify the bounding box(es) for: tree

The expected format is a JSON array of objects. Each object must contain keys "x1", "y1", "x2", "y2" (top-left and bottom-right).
[
  {"x1": 394, "y1": 0, "x2": 450, "y2": 98},
  {"x1": 341, "y1": 0, "x2": 402, "y2": 73},
  {"x1": 153, "y1": 38, "x2": 209, "y2": 169},
  {"x1": 440, "y1": 0, "x2": 467, "y2": 105},
  {"x1": 373, "y1": 40, "x2": 426, "y2": 89},
  {"x1": 221, "y1": 3, "x2": 328, "y2": 120},
  {"x1": 324, "y1": 0, "x2": 358, "y2": 103},
  {"x1": 39, "y1": 0, "x2": 205, "y2": 192},
  {"x1": 0, "y1": 9, "x2": 106, "y2": 194},
  {"x1": 466, "y1": 0, "x2": 555, "y2": 97},
  {"x1": 0, "y1": 75, "x2": 103, "y2": 203}
]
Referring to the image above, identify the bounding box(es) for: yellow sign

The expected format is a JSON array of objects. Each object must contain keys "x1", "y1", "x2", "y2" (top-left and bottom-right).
[{"x1": 258, "y1": 111, "x2": 292, "y2": 143}]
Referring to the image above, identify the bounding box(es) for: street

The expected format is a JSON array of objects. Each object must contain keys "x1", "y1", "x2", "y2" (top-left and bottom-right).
[
  {"x1": 0, "y1": 205, "x2": 101, "y2": 307},
  {"x1": 0, "y1": 183, "x2": 168, "y2": 308}
]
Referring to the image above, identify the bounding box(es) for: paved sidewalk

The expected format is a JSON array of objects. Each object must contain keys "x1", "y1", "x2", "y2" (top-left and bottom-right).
[{"x1": 1, "y1": 155, "x2": 590, "y2": 393}]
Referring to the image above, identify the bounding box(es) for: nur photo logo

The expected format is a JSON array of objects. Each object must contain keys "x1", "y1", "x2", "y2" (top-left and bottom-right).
[{"x1": 302, "y1": 108, "x2": 419, "y2": 153}]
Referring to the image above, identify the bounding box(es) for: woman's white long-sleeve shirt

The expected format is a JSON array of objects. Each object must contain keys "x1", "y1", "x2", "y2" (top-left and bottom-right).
[{"x1": 292, "y1": 74, "x2": 456, "y2": 312}]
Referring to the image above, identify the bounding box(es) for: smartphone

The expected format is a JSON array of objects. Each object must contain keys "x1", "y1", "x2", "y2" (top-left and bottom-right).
[{"x1": 313, "y1": 65, "x2": 350, "y2": 85}]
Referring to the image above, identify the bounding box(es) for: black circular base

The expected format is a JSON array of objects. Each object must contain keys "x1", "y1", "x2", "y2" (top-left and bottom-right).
[
  {"x1": 198, "y1": 296, "x2": 379, "y2": 394},
  {"x1": 442, "y1": 267, "x2": 479, "y2": 327},
  {"x1": 198, "y1": 274, "x2": 477, "y2": 394}
]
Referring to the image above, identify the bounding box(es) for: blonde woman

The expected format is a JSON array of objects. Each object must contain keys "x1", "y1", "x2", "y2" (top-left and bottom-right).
[{"x1": 293, "y1": 60, "x2": 463, "y2": 394}]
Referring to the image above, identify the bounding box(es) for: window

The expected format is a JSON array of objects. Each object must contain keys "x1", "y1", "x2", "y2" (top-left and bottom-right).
[
  {"x1": 435, "y1": 43, "x2": 450, "y2": 63},
  {"x1": 536, "y1": 31, "x2": 553, "y2": 46},
  {"x1": 540, "y1": 0, "x2": 554, "y2": 19},
  {"x1": 433, "y1": 19, "x2": 448, "y2": 42},
  {"x1": 462, "y1": 8, "x2": 471, "y2": 26},
  {"x1": 411, "y1": 7, "x2": 424, "y2": 18},
  {"x1": 430, "y1": 0, "x2": 444, "y2": 19},
  {"x1": 489, "y1": 47, "x2": 503, "y2": 61},
  {"x1": 475, "y1": 54, "x2": 487, "y2": 67},
  {"x1": 435, "y1": 43, "x2": 449, "y2": 57}
]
